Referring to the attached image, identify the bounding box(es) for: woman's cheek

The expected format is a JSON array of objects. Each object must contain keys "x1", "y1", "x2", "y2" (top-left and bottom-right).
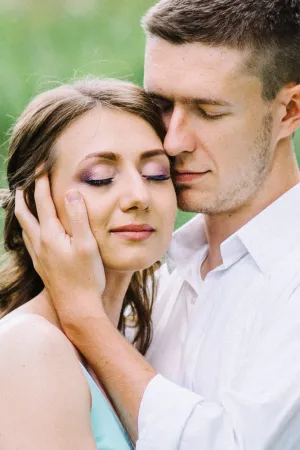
[
  {"x1": 166, "y1": 187, "x2": 177, "y2": 230},
  {"x1": 157, "y1": 186, "x2": 177, "y2": 229},
  {"x1": 83, "y1": 200, "x2": 110, "y2": 240}
]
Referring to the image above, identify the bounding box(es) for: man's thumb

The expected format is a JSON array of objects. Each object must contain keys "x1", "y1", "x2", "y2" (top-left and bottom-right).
[{"x1": 65, "y1": 190, "x2": 93, "y2": 240}]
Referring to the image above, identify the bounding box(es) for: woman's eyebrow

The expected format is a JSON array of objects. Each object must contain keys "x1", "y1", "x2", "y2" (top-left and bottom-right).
[
  {"x1": 78, "y1": 149, "x2": 167, "y2": 166},
  {"x1": 82, "y1": 151, "x2": 119, "y2": 162},
  {"x1": 140, "y1": 149, "x2": 167, "y2": 160}
]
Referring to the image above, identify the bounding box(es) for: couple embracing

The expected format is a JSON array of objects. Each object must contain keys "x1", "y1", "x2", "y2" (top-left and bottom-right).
[{"x1": 1, "y1": 1, "x2": 300, "y2": 449}]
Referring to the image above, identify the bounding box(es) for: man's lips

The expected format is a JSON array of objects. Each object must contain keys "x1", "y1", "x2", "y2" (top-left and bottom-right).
[
  {"x1": 174, "y1": 171, "x2": 210, "y2": 183},
  {"x1": 110, "y1": 224, "x2": 155, "y2": 241}
]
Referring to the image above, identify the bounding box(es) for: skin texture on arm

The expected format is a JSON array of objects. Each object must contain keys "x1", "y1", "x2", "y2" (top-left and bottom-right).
[
  {"x1": 0, "y1": 314, "x2": 98, "y2": 450},
  {"x1": 15, "y1": 176, "x2": 158, "y2": 442}
]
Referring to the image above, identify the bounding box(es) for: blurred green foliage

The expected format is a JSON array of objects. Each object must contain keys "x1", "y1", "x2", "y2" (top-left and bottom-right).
[
  {"x1": 0, "y1": 0, "x2": 154, "y2": 160},
  {"x1": 0, "y1": 0, "x2": 300, "y2": 240}
]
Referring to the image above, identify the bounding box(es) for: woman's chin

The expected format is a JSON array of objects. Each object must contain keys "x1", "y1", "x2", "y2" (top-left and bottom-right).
[
  {"x1": 103, "y1": 255, "x2": 161, "y2": 273},
  {"x1": 99, "y1": 241, "x2": 169, "y2": 273}
]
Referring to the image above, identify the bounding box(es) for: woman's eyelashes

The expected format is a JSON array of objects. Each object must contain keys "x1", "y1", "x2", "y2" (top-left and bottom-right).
[
  {"x1": 84, "y1": 177, "x2": 114, "y2": 186},
  {"x1": 80, "y1": 161, "x2": 171, "y2": 187},
  {"x1": 144, "y1": 174, "x2": 170, "y2": 181},
  {"x1": 83, "y1": 174, "x2": 170, "y2": 187},
  {"x1": 81, "y1": 171, "x2": 171, "y2": 187},
  {"x1": 142, "y1": 161, "x2": 171, "y2": 182},
  {"x1": 81, "y1": 169, "x2": 115, "y2": 186}
]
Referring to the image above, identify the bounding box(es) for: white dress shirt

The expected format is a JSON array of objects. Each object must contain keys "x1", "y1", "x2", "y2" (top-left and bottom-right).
[{"x1": 137, "y1": 183, "x2": 300, "y2": 450}]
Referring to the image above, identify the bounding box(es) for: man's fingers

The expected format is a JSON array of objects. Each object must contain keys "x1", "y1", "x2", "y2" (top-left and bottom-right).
[
  {"x1": 15, "y1": 189, "x2": 40, "y2": 243},
  {"x1": 65, "y1": 190, "x2": 97, "y2": 248},
  {"x1": 34, "y1": 174, "x2": 64, "y2": 234},
  {"x1": 22, "y1": 230, "x2": 38, "y2": 270}
]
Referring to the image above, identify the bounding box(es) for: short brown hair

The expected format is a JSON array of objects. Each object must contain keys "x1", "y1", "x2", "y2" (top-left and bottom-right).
[
  {"x1": 142, "y1": 0, "x2": 300, "y2": 100},
  {"x1": 0, "y1": 78, "x2": 165, "y2": 355}
]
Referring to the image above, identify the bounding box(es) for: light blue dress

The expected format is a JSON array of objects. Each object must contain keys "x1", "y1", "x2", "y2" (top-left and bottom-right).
[{"x1": 81, "y1": 364, "x2": 134, "y2": 450}]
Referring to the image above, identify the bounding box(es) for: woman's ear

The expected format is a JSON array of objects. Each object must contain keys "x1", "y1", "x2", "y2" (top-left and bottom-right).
[{"x1": 278, "y1": 83, "x2": 300, "y2": 140}]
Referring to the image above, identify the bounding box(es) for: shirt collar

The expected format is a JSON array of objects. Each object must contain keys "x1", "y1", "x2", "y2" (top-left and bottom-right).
[
  {"x1": 167, "y1": 183, "x2": 300, "y2": 278},
  {"x1": 234, "y1": 183, "x2": 300, "y2": 273},
  {"x1": 166, "y1": 214, "x2": 208, "y2": 291}
]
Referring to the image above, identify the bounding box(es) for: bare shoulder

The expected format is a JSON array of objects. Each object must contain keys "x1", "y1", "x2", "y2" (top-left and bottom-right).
[
  {"x1": 0, "y1": 316, "x2": 97, "y2": 449},
  {"x1": 0, "y1": 313, "x2": 72, "y2": 358},
  {"x1": 0, "y1": 313, "x2": 87, "y2": 392}
]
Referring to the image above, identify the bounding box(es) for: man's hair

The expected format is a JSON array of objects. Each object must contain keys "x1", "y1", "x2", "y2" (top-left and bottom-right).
[{"x1": 142, "y1": 0, "x2": 300, "y2": 100}]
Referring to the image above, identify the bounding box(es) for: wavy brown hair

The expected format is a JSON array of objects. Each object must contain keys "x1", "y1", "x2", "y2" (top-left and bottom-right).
[{"x1": 0, "y1": 78, "x2": 166, "y2": 355}]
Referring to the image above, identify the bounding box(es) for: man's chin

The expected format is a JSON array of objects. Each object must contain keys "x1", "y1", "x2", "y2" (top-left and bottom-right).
[
  {"x1": 176, "y1": 191, "x2": 222, "y2": 215},
  {"x1": 176, "y1": 190, "x2": 206, "y2": 214}
]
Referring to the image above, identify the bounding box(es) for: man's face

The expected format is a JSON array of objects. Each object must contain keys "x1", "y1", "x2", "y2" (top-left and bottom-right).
[{"x1": 144, "y1": 37, "x2": 278, "y2": 214}]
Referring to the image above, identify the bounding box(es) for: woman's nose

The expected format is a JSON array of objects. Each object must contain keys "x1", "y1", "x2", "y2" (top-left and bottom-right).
[{"x1": 119, "y1": 173, "x2": 150, "y2": 212}]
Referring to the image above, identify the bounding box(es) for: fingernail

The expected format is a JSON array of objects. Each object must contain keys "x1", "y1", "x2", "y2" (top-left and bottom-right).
[{"x1": 66, "y1": 190, "x2": 82, "y2": 204}]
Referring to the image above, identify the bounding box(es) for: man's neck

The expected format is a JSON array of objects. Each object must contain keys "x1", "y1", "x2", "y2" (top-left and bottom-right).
[{"x1": 201, "y1": 147, "x2": 300, "y2": 279}]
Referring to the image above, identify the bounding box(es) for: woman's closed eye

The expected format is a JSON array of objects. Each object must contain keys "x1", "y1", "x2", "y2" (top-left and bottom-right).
[
  {"x1": 144, "y1": 174, "x2": 170, "y2": 181},
  {"x1": 142, "y1": 161, "x2": 171, "y2": 182},
  {"x1": 84, "y1": 177, "x2": 114, "y2": 186},
  {"x1": 80, "y1": 164, "x2": 115, "y2": 186},
  {"x1": 83, "y1": 173, "x2": 170, "y2": 187},
  {"x1": 80, "y1": 160, "x2": 171, "y2": 187}
]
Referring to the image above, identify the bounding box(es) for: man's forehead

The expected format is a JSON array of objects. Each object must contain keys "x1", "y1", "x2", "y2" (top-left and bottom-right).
[
  {"x1": 148, "y1": 37, "x2": 243, "y2": 69},
  {"x1": 144, "y1": 37, "x2": 258, "y2": 99}
]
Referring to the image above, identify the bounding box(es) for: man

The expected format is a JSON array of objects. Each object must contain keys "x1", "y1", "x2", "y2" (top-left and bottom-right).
[{"x1": 16, "y1": 0, "x2": 300, "y2": 448}]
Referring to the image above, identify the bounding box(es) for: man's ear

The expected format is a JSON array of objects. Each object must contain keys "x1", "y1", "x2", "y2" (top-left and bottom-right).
[{"x1": 278, "y1": 83, "x2": 300, "y2": 140}]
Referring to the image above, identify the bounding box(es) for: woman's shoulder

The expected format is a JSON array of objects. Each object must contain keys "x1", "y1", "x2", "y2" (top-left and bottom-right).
[
  {"x1": 0, "y1": 313, "x2": 69, "y2": 354},
  {"x1": 0, "y1": 316, "x2": 98, "y2": 449},
  {"x1": 0, "y1": 313, "x2": 87, "y2": 391}
]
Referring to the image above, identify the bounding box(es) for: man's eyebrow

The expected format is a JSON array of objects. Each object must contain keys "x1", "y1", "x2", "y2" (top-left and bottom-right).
[
  {"x1": 79, "y1": 149, "x2": 167, "y2": 165},
  {"x1": 148, "y1": 92, "x2": 232, "y2": 107},
  {"x1": 188, "y1": 97, "x2": 232, "y2": 107},
  {"x1": 148, "y1": 92, "x2": 173, "y2": 103}
]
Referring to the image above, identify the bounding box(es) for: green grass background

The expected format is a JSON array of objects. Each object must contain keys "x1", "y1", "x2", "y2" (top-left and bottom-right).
[{"x1": 0, "y1": 0, "x2": 299, "y2": 236}]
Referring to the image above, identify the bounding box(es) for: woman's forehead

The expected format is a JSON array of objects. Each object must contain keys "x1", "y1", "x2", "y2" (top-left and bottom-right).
[{"x1": 53, "y1": 108, "x2": 164, "y2": 169}]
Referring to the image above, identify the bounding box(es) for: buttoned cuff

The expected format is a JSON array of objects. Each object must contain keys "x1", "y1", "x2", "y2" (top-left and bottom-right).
[{"x1": 137, "y1": 374, "x2": 202, "y2": 450}]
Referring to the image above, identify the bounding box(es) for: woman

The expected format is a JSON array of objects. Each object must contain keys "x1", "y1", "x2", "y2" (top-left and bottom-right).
[{"x1": 0, "y1": 78, "x2": 177, "y2": 449}]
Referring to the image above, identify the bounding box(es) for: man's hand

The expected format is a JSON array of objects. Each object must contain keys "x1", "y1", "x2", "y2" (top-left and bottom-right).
[{"x1": 15, "y1": 174, "x2": 105, "y2": 324}]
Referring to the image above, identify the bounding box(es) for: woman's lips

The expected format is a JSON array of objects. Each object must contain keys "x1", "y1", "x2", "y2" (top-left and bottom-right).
[
  {"x1": 110, "y1": 224, "x2": 155, "y2": 242},
  {"x1": 112, "y1": 231, "x2": 154, "y2": 241}
]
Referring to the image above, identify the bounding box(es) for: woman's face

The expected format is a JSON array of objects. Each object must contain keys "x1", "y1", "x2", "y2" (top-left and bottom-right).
[{"x1": 51, "y1": 106, "x2": 177, "y2": 272}]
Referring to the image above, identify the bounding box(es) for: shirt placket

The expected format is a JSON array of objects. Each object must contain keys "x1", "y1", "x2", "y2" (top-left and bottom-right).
[{"x1": 181, "y1": 274, "x2": 215, "y2": 389}]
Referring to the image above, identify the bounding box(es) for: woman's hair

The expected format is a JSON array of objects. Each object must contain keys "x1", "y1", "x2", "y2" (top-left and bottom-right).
[{"x1": 0, "y1": 78, "x2": 166, "y2": 355}]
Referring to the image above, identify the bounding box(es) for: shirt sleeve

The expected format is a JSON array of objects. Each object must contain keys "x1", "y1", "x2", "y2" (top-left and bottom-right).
[{"x1": 137, "y1": 289, "x2": 300, "y2": 450}]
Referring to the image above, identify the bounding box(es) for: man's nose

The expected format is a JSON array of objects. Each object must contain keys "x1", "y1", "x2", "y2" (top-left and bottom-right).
[
  {"x1": 119, "y1": 172, "x2": 150, "y2": 212},
  {"x1": 164, "y1": 106, "x2": 196, "y2": 157}
]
